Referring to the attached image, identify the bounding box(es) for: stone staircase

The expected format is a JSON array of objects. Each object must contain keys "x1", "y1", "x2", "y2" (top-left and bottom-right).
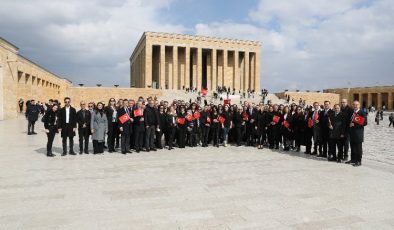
[{"x1": 159, "y1": 90, "x2": 288, "y2": 106}]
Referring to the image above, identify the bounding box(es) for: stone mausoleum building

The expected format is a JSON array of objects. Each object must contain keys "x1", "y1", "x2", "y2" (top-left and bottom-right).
[{"x1": 130, "y1": 32, "x2": 261, "y2": 92}]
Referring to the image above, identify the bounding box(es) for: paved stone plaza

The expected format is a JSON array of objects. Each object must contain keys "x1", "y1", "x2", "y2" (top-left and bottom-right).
[{"x1": 0, "y1": 114, "x2": 394, "y2": 230}]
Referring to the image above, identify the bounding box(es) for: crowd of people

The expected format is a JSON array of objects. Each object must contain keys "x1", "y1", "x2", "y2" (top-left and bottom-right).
[{"x1": 24, "y1": 96, "x2": 367, "y2": 167}]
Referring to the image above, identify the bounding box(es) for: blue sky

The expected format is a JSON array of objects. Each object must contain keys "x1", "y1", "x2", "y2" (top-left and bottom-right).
[
  {"x1": 159, "y1": 0, "x2": 259, "y2": 29},
  {"x1": 1, "y1": 0, "x2": 393, "y2": 92}
]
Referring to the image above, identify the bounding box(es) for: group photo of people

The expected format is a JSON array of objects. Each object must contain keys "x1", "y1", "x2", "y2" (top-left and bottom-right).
[{"x1": 24, "y1": 95, "x2": 367, "y2": 167}]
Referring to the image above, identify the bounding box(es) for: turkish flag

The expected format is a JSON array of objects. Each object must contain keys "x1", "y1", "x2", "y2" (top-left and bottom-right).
[
  {"x1": 185, "y1": 114, "x2": 193, "y2": 121},
  {"x1": 193, "y1": 111, "x2": 201, "y2": 119},
  {"x1": 218, "y1": 115, "x2": 225, "y2": 124},
  {"x1": 201, "y1": 89, "x2": 208, "y2": 95},
  {"x1": 283, "y1": 120, "x2": 290, "y2": 128},
  {"x1": 243, "y1": 113, "x2": 249, "y2": 121},
  {"x1": 353, "y1": 114, "x2": 365, "y2": 125},
  {"x1": 133, "y1": 109, "x2": 143, "y2": 117},
  {"x1": 308, "y1": 118, "x2": 313, "y2": 128},
  {"x1": 224, "y1": 99, "x2": 231, "y2": 105},
  {"x1": 176, "y1": 117, "x2": 185, "y2": 125},
  {"x1": 118, "y1": 113, "x2": 129, "y2": 124},
  {"x1": 273, "y1": 115, "x2": 280, "y2": 123}
]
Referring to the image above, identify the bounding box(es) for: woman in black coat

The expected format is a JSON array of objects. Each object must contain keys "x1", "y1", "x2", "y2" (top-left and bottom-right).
[
  {"x1": 177, "y1": 106, "x2": 188, "y2": 148},
  {"x1": 292, "y1": 106, "x2": 306, "y2": 152},
  {"x1": 281, "y1": 106, "x2": 293, "y2": 151},
  {"x1": 43, "y1": 104, "x2": 59, "y2": 157},
  {"x1": 266, "y1": 106, "x2": 278, "y2": 149},
  {"x1": 210, "y1": 106, "x2": 220, "y2": 147},
  {"x1": 166, "y1": 106, "x2": 177, "y2": 150},
  {"x1": 271, "y1": 105, "x2": 282, "y2": 149},
  {"x1": 156, "y1": 105, "x2": 166, "y2": 149},
  {"x1": 256, "y1": 105, "x2": 268, "y2": 149}
]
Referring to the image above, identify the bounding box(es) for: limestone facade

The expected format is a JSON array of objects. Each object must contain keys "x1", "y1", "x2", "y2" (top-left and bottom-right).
[
  {"x1": 324, "y1": 86, "x2": 394, "y2": 110},
  {"x1": 275, "y1": 91, "x2": 340, "y2": 106},
  {"x1": 65, "y1": 87, "x2": 162, "y2": 106},
  {"x1": 130, "y1": 32, "x2": 261, "y2": 92},
  {"x1": 0, "y1": 37, "x2": 71, "y2": 120}
]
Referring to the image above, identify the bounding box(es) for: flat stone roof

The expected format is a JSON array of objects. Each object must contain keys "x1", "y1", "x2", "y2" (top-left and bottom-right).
[{"x1": 145, "y1": 31, "x2": 262, "y2": 46}]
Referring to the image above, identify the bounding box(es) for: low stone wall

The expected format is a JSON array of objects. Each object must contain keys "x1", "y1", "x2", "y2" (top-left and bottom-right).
[
  {"x1": 65, "y1": 87, "x2": 162, "y2": 105},
  {"x1": 275, "y1": 91, "x2": 340, "y2": 106}
]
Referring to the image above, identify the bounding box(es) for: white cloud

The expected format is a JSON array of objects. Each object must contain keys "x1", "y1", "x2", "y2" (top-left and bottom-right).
[
  {"x1": 196, "y1": 0, "x2": 394, "y2": 92},
  {"x1": 1, "y1": 0, "x2": 393, "y2": 91},
  {"x1": 0, "y1": 0, "x2": 185, "y2": 86}
]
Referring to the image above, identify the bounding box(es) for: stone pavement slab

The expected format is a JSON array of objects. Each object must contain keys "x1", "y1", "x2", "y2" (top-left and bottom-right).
[{"x1": 0, "y1": 115, "x2": 393, "y2": 229}]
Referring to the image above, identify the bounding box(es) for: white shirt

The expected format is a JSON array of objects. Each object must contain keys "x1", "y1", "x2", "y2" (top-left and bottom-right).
[
  {"x1": 112, "y1": 106, "x2": 117, "y2": 122},
  {"x1": 65, "y1": 106, "x2": 70, "y2": 123}
]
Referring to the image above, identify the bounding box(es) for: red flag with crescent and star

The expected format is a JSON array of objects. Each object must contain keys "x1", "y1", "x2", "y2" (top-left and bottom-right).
[
  {"x1": 185, "y1": 114, "x2": 193, "y2": 121},
  {"x1": 118, "y1": 113, "x2": 129, "y2": 124},
  {"x1": 353, "y1": 114, "x2": 365, "y2": 125},
  {"x1": 176, "y1": 117, "x2": 185, "y2": 125}
]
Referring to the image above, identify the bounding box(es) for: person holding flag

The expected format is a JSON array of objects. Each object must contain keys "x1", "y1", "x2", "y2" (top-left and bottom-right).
[
  {"x1": 176, "y1": 105, "x2": 188, "y2": 148},
  {"x1": 133, "y1": 101, "x2": 145, "y2": 153},
  {"x1": 272, "y1": 104, "x2": 282, "y2": 149},
  {"x1": 188, "y1": 103, "x2": 199, "y2": 147},
  {"x1": 117, "y1": 99, "x2": 133, "y2": 154},
  {"x1": 281, "y1": 106, "x2": 293, "y2": 151},
  {"x1": 346, "y1": 100, "x2": 367, "y2": 167}
]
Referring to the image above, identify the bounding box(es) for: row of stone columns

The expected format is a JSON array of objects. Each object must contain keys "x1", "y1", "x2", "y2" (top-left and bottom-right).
[
  {"x1": 355, "y1": 92, "x2": 394, "y2": 109},
  {"x1": 145, "y1": 44, "x2": 259, "y2": 92}
]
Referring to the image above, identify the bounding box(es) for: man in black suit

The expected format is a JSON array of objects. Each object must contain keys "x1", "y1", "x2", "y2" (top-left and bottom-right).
[
  {"x1": 76, "y1": 101, "x2": 91, "y2": 154},
  {"x1": 246, "y1": 104, "x2": 257, "y2": 146},
  {"x1": 117, "y1": 99, "x2": 133, "y2": 154},
  {"x1": 346, "y1": 100, "x2": 367, "y2": 167},
  {"x1": 25, "y1": 99, "x2": 40, "y2": 135},
  {"x1": 328, "y1": 104, "x2": 347, "y2": 162},
  {"x1": 340, "y1": 99, "x2": 353, "y2": 161},
  {"x1": 144, "y1": 99, "x2": 159, "y2": 152},
  {"x1": 57, "y1": 97, "x2": 77, "y2": 156},
  {"x1": 319, "y1": 101, "x2": 333, "y2": 158}
]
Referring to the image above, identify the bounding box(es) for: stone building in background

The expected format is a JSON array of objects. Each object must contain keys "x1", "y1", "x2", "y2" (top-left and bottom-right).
[
  {"x1": 324, "y1": 86, "x2": 394, "y2": 110},
  {"x1": 0, "y1": 37, "x2": 71, "y2": 120},
  {"x1": 0, "y1": 37, "x2": 161, "y2": 121},
  {"x1": 130, "y1": 32, "x2": 261, "y2": 92}
]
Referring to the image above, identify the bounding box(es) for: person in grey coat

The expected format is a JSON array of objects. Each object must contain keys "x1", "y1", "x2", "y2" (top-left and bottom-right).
[{"x1": 91, "y1": 102, "x2": 108, "y2": 154}]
